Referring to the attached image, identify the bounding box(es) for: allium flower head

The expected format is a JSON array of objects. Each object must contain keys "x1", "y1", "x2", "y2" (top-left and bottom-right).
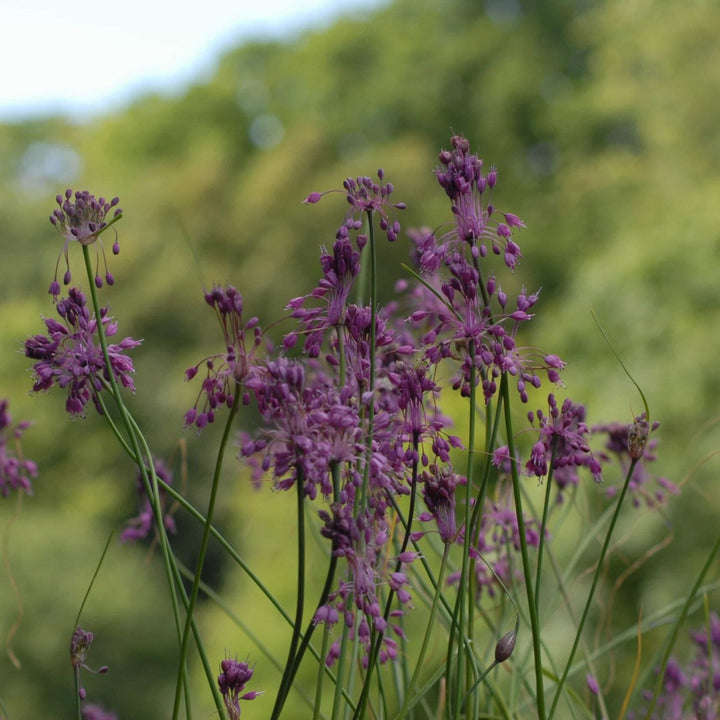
[
  {"x1": 0, "y1": 398, "x2": 38, "y2": 497},
  {"x1": 419, "y1": 464, "x2": 459, "y2": 543},
  {"x1": 525, "y1": 394, "x2": 602, "y2": 495},
  {"x1": 304, "y1": 168, "x2": 405, "y2": 243},
  {"x1": 217, "y1": 657, "x2": 261, "y2": 720},
  {"x1": 25, "y1": 287, "x2": 141, "y2": 417},
  {"x1": 185, "y1": 285, "x2": 261, "y2": 430},
  {"x1": 49, "y1": 189, "x2": 122, "y2": 298},
  {"x1": 435, "y1": 135, "x2": 524, "y2": 269}
]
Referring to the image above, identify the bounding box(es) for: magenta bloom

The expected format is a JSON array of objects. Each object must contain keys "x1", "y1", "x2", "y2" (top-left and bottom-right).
[
  {"x1": 218, "y1": 657, "x2": 261, "y2": 720},
  {"x1": 185, "y1": 285, "x2": 261, "y2": 430},
  {"x1": 25, "y1": 287, "x2": 140, "y2": 417},
  {"x1": 525, "y1": 394, "x2": 602, "y2": 495},
  {"x1": 0, "y1": 398, "x2": 38, "y2": 497},
  {"x1": 435, "y1": 134, "x2": 524, "y2": 269},
  {"x1": 49, "y1": 189, "x2": 122, "y2": 298}
]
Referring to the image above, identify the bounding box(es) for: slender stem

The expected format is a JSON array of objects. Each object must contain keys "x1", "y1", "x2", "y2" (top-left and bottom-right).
[
  {"x1": 393, "y1": 544, "x2": 451, "y2": 719},
  {"x1": 353, "y1": 431, "x2": 421, "y2": 720},
  {"x1": 81, "y1": 248, "x2": 223, "y2": 718},
  {"x1": 447, "y1": 339, "x2": 478, "y2": 719},
  {"x1": 502, "y1": 374, "x2": 546, "y2": 720},
  {"x1": 534, "y1": 442, "x2": 558, "y2": 614},
  {"x1": 172, "y1": 389, "x2": 242, "y2": 719},
  {"x1": 271, "y1": 463, "x2": 307, "y2": 720},
  {"x1": 548, "y1": 458, "x2": 640, "y2": 720}
]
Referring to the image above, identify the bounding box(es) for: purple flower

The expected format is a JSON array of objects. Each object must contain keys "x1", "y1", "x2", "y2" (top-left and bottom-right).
[
  {"x1": 70, "y1": 627, "x2": 108, "y2": 701},
  {"x1": 184, "y1": 285, "x2": 261, "y2": 430},
  {"x1": 450, "y1": 494, "x2": 543, "y2": 600},
  {"x1": 419, "y1": 464, "x2": 459, "y2": 543},
  {"x1": 217, "y1": 657, "x2": 261, "y2": 720},
  {"x1": 304, "y1": 168, "x2": 405, "y2": 243},
  {"x1": 633, "y1": 614, "x2": 720, "y2": 719},
  {"x1": 121, "y1": 457, "x2": 176, "y2": 543},
  {"x1": 49, "y1": 189, "x2": 122, "y2": 298},
  {"x1": 435, "y1": 134, "x2": 524, "y2": 269},
  {"x1": 525, "y1": 394, "x2": 602, "y2": 496},
  {"x1": 0, "y1": 399, "x2": 38, "y2": 497},
  {"x1": 25, "y1": 287, "x2": 141, "y2": 417},
  {"x1": 82, "y1": 705, "x2": 119, "y2": 720}
]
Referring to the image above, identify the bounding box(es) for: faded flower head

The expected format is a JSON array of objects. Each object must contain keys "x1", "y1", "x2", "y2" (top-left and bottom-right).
[
  {"x1": 25, "y1": 287, "x2": 141, "y2": 417},
  {"x1": 81, "y1": 705, "x2": 119, "y2": 720},
  {"x1": 594, "y1": 415, "x2": 675, "y2": 508},
  {"x1": 71, "y1": 626, "x2": 108, "y2": 701},
  {"x1": 0, "y1": 398, "x2": 38, "y2": 497},
  {"x1": 218, "y1": 656, "x2": 261, "y2": 720},
  {"x1": 49, "y1": 190, "x2": 122, "y2": 298},
  {"x1": 184, "y1": 285, "x2": 261, "y2": 431}
]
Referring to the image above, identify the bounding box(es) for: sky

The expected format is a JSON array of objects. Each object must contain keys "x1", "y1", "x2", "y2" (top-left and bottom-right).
[{"x1": 0, "y1": 0, "x2": 388, "y2": 121}]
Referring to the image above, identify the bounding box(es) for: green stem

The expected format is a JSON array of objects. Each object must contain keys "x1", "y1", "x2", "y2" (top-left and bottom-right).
[
  {"x1": 271, "y1": 463, "x2": 307, "y2": 720},
  {"x1": 548, "y1": 458, "x2": 640, "y2": 720},
  {"x1": 393, "y1": 544, "x2": 451, "y2": 720},
  {"x1": 534, "y1": 442, "x2": 558, "y2": 614},
  {"x1": 501, "y1": 373, "x2": 546, "y2": 720},
  {"x1": 81, "y1": 247, "x2": 223, "y2": 718},
  {"x1": 172, "y1": 389, "x2": 242, "y2": 720},
  {"x1": 447, "y1": 339, "x2": 478, "y2": 719}
]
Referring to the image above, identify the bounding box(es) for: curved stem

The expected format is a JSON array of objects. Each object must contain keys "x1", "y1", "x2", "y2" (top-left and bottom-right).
[
  {"x1": 172, "y1": 389, "x2": 242, "y2": 720},
  {"x1": 502, "y1": 373, "x2": 546, "y2": 720},
  {"x1": 271, "y1": 463, "x2": 307, "y2": 720},
  {"x1": 548, "y1": 457, "x2": 640, "y2": 720}
]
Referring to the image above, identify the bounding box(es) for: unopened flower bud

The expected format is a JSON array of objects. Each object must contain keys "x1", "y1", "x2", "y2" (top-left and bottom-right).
[{"x1": 495, "y1": 631, "x2": 517, "y2": 663}]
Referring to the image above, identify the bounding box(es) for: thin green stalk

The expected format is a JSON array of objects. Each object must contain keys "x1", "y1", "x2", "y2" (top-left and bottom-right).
[
  {"x1": 271, "y1": 463, "x2": 307, "y2": 720},
  {"x1": 534, "y1": 442, "x2": 558, "y2": 614},
  {"x1": 548, "y1": 457, "x2": 640, "y2": 720},
  {"x1": 501, "y1": 374, "x2": 546, "y2": 720},
  {"x1": 393, "y1": 544, "x2": 451, "y2": 719},
  {"x1": 353, "y1": 432, "x2": 421, "y2": 720},
  {"x1": 314, "y1": 625, "x2": 333, "y2": 720},
  {"x1": 447, "y1": 342, "x2": 478, "y2": 719},
  {"x1": 172, "y1": 390, "x2": 241, "y2": 720},
  {"x1": 81, "y1": 247, "x2": 220, "y2": 718}
]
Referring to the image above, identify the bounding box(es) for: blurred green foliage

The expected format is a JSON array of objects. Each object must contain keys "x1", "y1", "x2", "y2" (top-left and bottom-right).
[{"x1": 1, "y1": 0, "x2": 720, "y2": 716}]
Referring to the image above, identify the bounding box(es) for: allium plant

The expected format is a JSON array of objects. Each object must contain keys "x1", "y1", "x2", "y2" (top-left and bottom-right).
[{"x1": 5, "y1": 137, "x2": 718, "y2": 720}]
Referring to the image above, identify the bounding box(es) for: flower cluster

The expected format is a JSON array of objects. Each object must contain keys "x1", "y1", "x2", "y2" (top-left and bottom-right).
[
  {"x1": 630, "y1": 613, "x2": 720, "y2": 719},
  {"x1": 121, "y1": 457, "x2": 176, "y2": 543},
  {"x1": 25, "y1": 287, "x2": 141, "y2": 417},
  {"x1": 49, "y1": 189, "x2": 122, "y2": 298},
  {"x1": 184, "y1": 285, "x2": 261, "y2": 430},
  {"x1": 449, "y1": 493, "x2": 544, "y2": 599},
  {"x1": 217, "y1": 657, "x2": 261, "y2": 720},
  {"x1": 525, "y1": 393, "x2": 603, "y2": 497},
  {"x1": 0, "y1": 398, "x2": 37, "y2": 497}
]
